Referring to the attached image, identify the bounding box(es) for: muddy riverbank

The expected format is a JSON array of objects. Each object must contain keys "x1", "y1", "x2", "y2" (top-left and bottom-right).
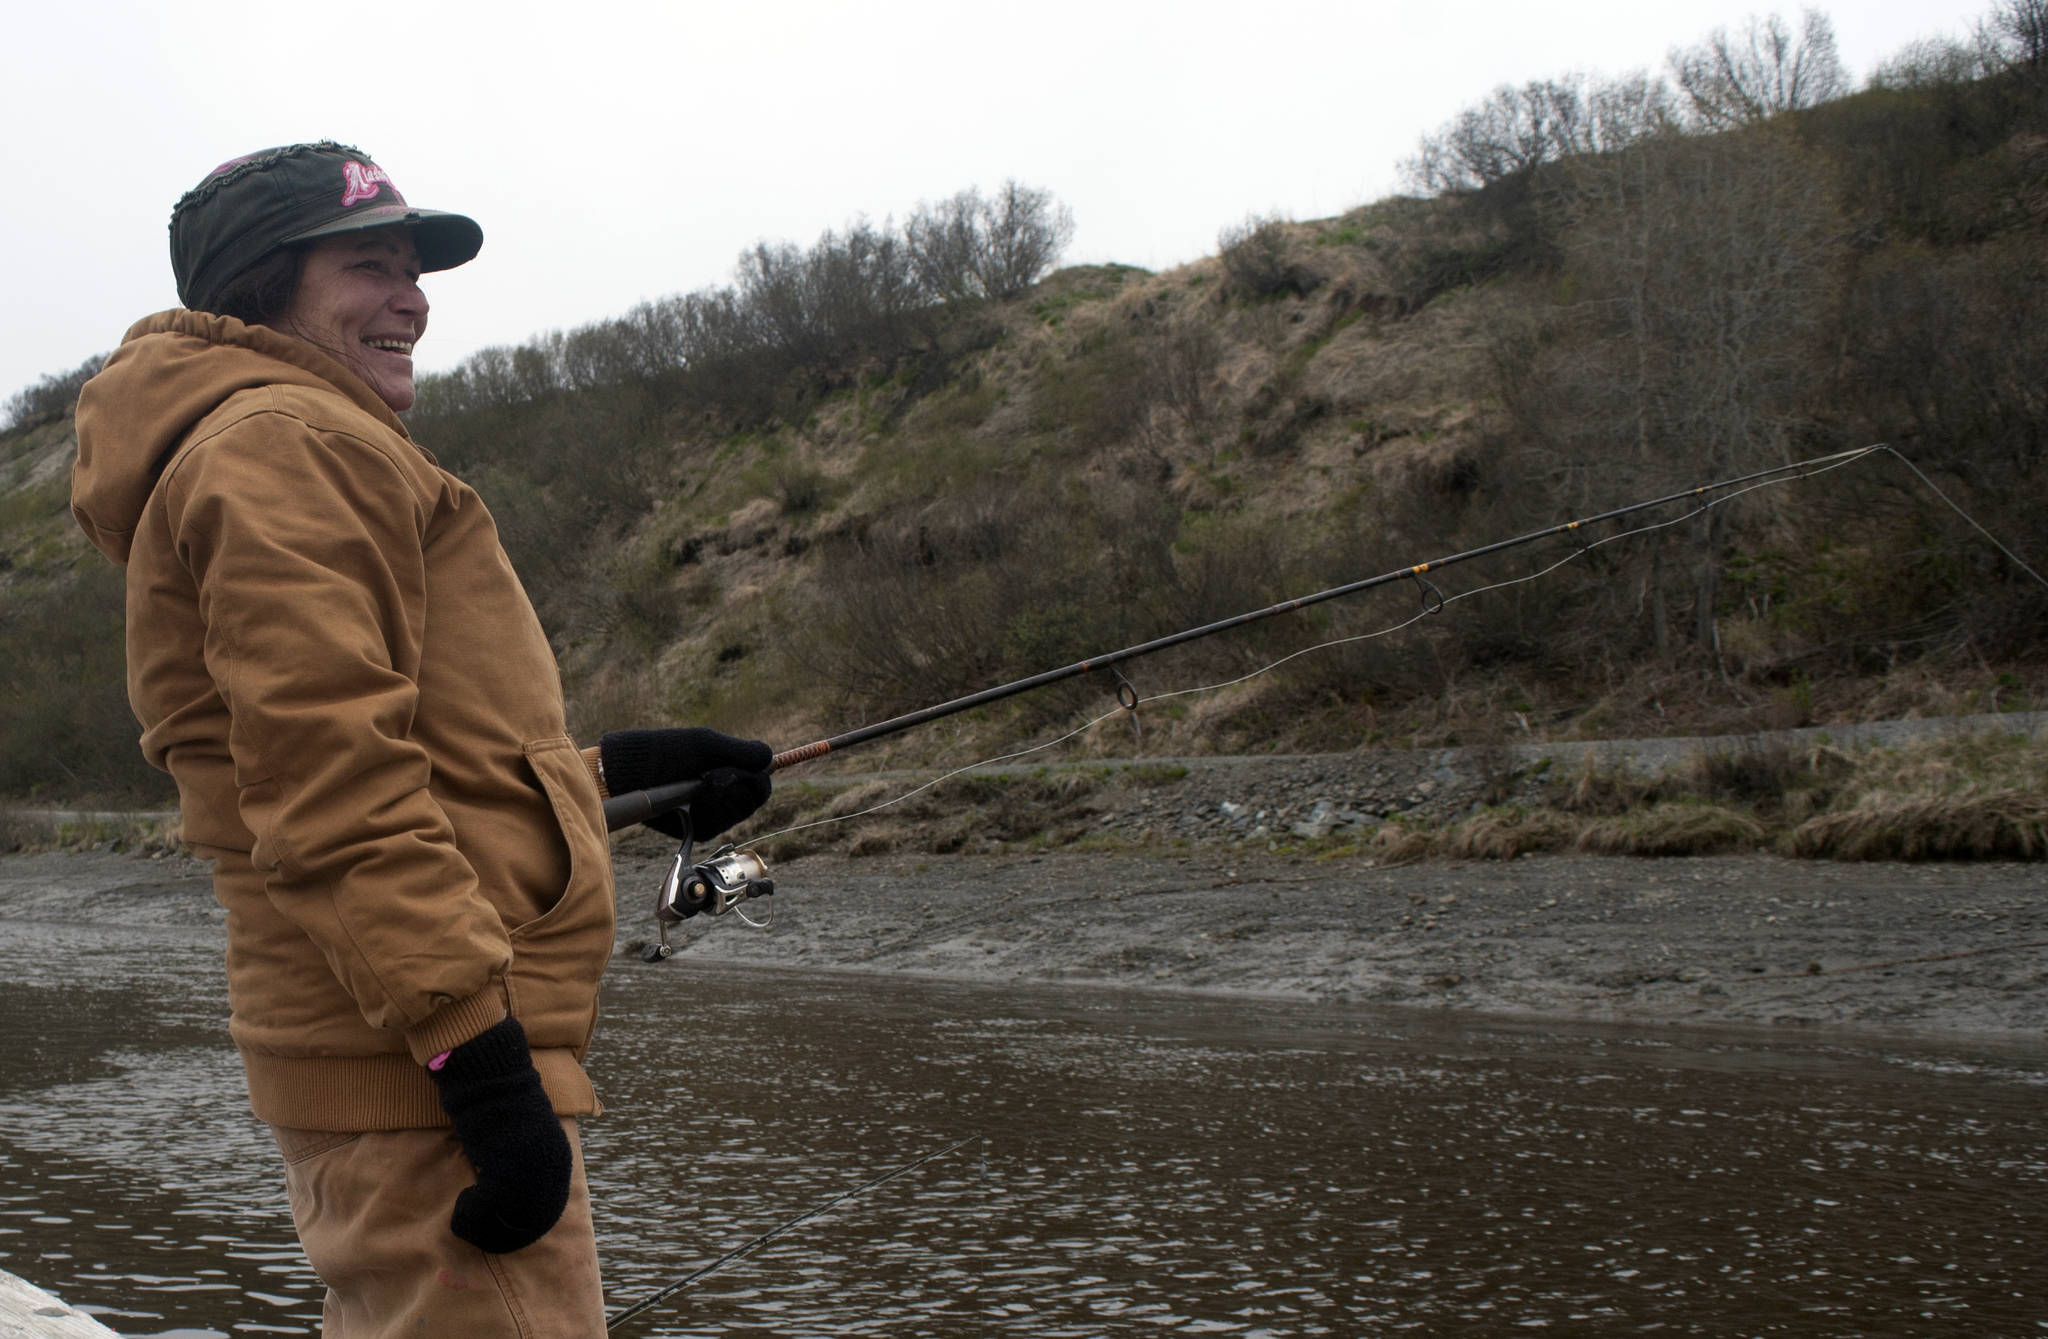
[
  {"x1": 624, "y1": 847, "x2": 2047, "y2": 1039},
  {"x1": 4, "y1": 841, "x2": 2041, "y2": 1042}
]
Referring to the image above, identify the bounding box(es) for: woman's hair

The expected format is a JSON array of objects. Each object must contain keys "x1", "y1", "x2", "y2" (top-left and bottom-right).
[{"x1": 208, "y1": 244, "x2": 304, "y2": 326}]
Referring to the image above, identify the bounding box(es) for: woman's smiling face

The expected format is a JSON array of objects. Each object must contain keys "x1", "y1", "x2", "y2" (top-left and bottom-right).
[{"x1": 272, "y1": 227, "x2": 429, "y2": 412}]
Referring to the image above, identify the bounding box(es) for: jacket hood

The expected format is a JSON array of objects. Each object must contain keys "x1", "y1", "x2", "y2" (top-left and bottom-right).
[{"x1": 72, "y1": 310, "x2": 411, "y2": 564}]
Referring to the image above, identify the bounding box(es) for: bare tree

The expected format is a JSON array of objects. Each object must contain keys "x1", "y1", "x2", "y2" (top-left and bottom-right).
[
  {"x1": 1403, "y1": 81, "x2": 1569, "y2": 194},
  {"x1": 1980, "y1": 0, "x2": 2048, "y2": 74},
  {"x1": 977, "y1": 181, "x2": 1076, "y2": 299},
  {"x1": 414, "y1": 182, "x2": 1069, "y2": 429},
  {"x1": 1401, "y1": 73, "x2": 1677, "y2": 196},
  {"x1": 906, "y1": 181, "x2": 1075, "y2": 302},
  {"x1": 1668, "y1": 9, "x2": 1847, "y2": 129},
  {"x1": 1512, "y1": 127, "x2": 1845, "y2": 660},
  {"x1": 1144, "y1": 309, "x2": 1221, "y2": 440}
]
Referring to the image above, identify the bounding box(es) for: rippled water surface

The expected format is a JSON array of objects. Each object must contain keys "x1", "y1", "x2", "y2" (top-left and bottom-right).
[{"x1": 0, "y1": 909, "x2": 2044, "y2": 1336}]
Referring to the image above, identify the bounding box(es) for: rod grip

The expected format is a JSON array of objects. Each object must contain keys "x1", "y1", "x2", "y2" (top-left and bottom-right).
[
  {"x1": 772, "y1": 741, "x2": 831, "y2": 769},
  {"x1": 601, "y1": 778, "x2": 701, "y2": 833}
]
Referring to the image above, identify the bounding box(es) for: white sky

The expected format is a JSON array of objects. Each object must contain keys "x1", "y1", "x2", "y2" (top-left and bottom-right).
[{"x1": 3, "y1": 0, "x2": 1990, "y2": 402}]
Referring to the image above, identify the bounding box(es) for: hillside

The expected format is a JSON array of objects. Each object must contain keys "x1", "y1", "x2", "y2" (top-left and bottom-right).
[{"x1": 2, "y1": 48, "x2": 2045, "y2": 811}]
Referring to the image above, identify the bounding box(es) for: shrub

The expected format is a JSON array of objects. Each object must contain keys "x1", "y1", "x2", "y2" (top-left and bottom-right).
[
  {"x1": 1144, "y1": 312, "x2": 1221, "y2": 438},
  {"x1": 5, "y1": 354, "x2": 105, "y2": 430},
  {"x1": 801, "y1": 477, "x2": 1184, "y2": 716},
  {"x1": 1217, "y1": 213, "x2": 1313, "y2": 299}
]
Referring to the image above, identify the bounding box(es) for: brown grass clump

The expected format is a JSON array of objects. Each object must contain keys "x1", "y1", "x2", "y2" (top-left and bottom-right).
[
  {"x1": 1785, "y1": 731, "x2": 2048, "y2": 861},
  {"x1": 1559, "y1": 755, "x2": 1658, "y2": 815},
  {"x1": 1791, "y1": 791, "x2": 2048, "y2": 861},
  {"x1": 1576, "y1": 803, "x2": 1767, "y2": 857},
  {"x1": 1440, "y1": 808, "x2": 1577, "y2": 860},
  {"x1": 1367, "y1": 822, "x2": 1438, "y2": 865},
  {"x1": 1396, "y1": 731, "x2": 2047, "y2": 864}
]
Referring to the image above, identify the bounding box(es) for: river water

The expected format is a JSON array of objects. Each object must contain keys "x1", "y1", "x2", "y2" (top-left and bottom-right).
[{"x1": 0, "y1": 911, "x2": 2043, "y2": 1336}]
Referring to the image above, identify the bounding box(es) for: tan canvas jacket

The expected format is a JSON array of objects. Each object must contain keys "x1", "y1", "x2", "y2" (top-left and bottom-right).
[{"x1": 72, "y1": 310, "x2": 614, "y2": 1130}]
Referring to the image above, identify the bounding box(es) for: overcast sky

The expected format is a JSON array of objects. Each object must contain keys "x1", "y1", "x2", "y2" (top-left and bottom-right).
[{"x1": 3, "y1": 0, "x2": 1990, "y2": 402}]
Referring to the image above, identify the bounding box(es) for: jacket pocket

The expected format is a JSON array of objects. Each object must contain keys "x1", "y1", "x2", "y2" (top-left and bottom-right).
[{"x1": 504, "y1": 737, "x2": 616, "y2": 1049}]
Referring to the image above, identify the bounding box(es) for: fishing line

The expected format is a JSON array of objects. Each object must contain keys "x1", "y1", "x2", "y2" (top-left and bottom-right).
[
  {"x1": 605, "y1": 1135, "x2": 980, "y2": 1333},
  {"x1": 751, "y1": 704, "x2": 1146, "y2": 845},
  {"x1": 1879, "y1": 448, "x2": 2048, "y2": 588},
  {"x1": 742, "y1": 444, "x2": 1898, "y2": 849}
]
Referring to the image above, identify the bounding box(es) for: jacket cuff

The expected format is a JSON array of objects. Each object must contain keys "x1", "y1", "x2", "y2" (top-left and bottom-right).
[
  {"x1": 403, "y1": 983, "x2": 510, "y2": 1065},
  {"x1": 581, "y1": 745, "x2": 609, "y2": 798}
]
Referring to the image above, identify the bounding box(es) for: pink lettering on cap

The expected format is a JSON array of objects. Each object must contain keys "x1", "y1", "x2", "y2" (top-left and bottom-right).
[{"x1": 340, "y1": 160, "x2": 400, "y2": 208}]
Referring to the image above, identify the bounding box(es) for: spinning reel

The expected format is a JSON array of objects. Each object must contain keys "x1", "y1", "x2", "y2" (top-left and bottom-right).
[{"x1": 639, "y1": 826, "x2": 775, "y2": 962}]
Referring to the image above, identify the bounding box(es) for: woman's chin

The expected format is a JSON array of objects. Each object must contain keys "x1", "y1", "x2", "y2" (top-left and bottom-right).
[{"x1": 354, "y1": 359, "x2": 416, "y2": 413}]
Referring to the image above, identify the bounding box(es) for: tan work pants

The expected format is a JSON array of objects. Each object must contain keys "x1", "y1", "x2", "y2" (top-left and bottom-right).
[{"x1": 272, "y1": 1118, "x2": 606, "y2": 1338}]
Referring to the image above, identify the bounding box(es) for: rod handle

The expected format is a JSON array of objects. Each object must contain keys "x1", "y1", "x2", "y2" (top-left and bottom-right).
[
  {"x1": 601, "y1": 778, "x2": 701, "y2": 833},
  {"x1": 601, "y1": 743, "x2": 807, "y2": 834}
]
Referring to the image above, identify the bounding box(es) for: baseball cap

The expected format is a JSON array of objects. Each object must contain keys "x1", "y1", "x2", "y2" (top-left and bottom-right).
[{"x1": 170, "y1": 141, "x2": 483, "y2": 313}]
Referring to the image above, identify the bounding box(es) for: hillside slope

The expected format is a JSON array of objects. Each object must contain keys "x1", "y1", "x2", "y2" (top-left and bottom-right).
[{"x1": 3, "y1": 66, "x2": 2045, "y2": 807}]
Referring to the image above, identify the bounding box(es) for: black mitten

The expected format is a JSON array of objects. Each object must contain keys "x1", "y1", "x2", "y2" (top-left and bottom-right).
[
  {"x1": 599, "y1": 727, "x2": 773, "y2": 841},
  {"x1": 426, "y1": 1017, "x2": 572, "y2": 1254}
]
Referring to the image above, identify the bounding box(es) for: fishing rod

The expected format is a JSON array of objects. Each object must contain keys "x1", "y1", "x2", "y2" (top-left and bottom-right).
[
  {"x1": 607, "y1": 443, "x2": 1898, "y2": 958},
  {"x1": 605, "y1": 443, "x2": 1883, "y2": 834},
  {"x1": 605, "y1": 1135, "x2": 979, "y2": 1333}
]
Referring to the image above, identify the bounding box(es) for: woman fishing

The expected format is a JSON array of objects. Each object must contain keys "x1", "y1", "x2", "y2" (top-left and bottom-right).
[{"x1": 69, "y1": 141, "x2": 764, "y2": 1337}]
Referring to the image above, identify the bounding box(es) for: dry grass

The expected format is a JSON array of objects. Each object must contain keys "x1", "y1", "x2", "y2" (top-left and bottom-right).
[
  {"x1": 1292, "y1": 728, "x2": 2048, "y2": 866},
  {"x1": 1528, "y1": 730, "x2": 2045, "y2": 862},
  {"x1": 1576, "y1": 803, "x2": 1768, "y2": 856},
  {"x1": 1783, "y1": 731, "x2": 2048, "y2": 860},
  {"x1": 0, "y1": 813, "x2": 185, "y2": 856},
  {"x1": 1440, "y1": 808, "x2": 1577, "y2": 860},
  {"x1": 1791, "y1": 792, "x2": 2048, "y2": 860},
  {"x1": 1429, "y1": 796, "x2": 1766, "y2": 861},
  {"x1": 1366, "y1": 821, "x2": 1438, "y2": 866}
]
